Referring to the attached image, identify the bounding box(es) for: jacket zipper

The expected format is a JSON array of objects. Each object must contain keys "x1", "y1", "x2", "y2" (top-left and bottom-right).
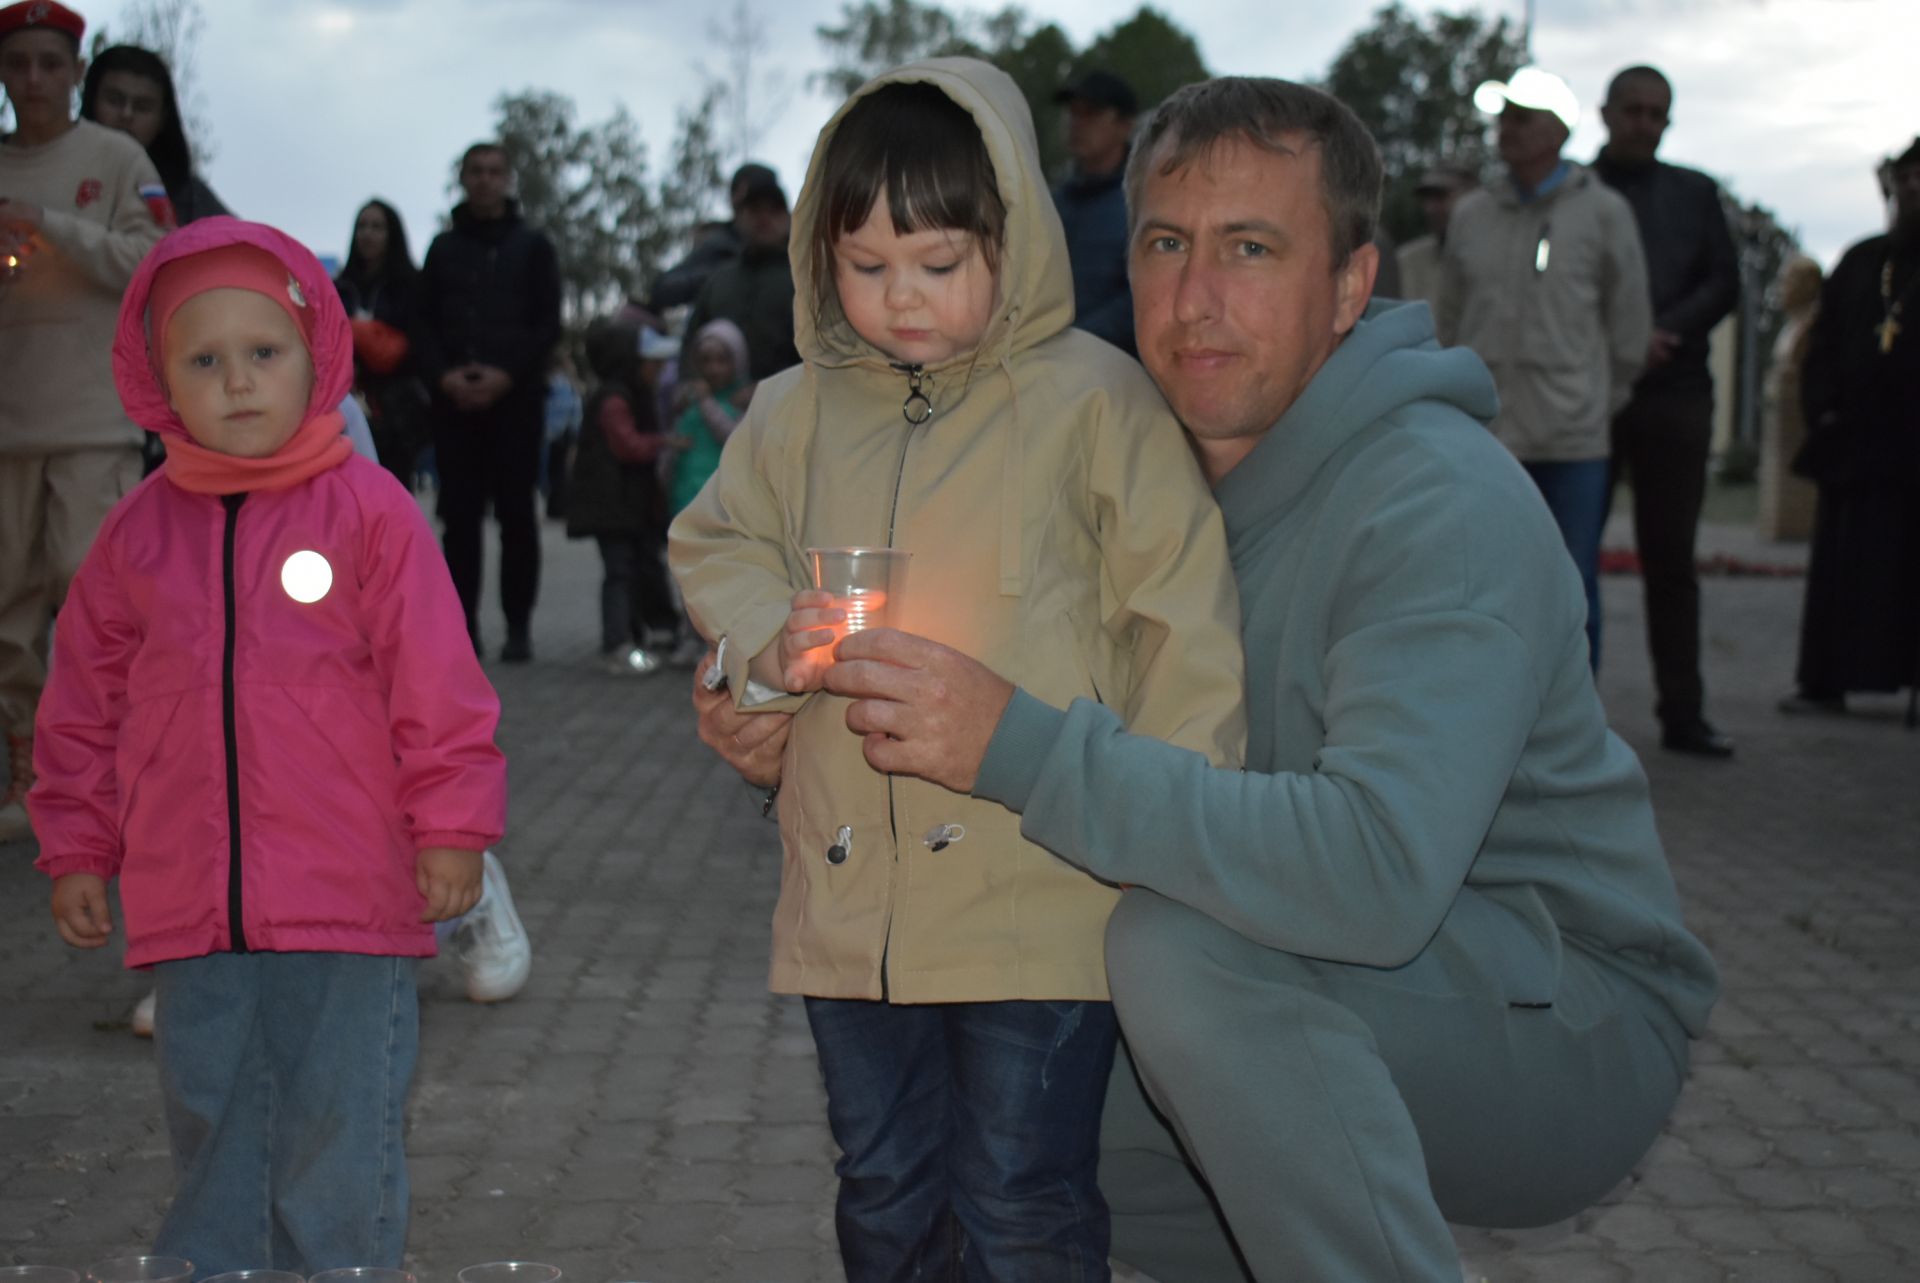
[
  {"x1": 877, "y1": 364, "x2": 930, "y2": 996},
  {"x1": 221, "y1": 493, "x2": 249, "y2": 954}
]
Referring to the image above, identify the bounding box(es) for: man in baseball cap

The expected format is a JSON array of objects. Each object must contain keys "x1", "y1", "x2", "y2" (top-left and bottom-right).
[
  {"x1": 1437, "y1": 64, "x2": 1653, "y2": 673},
  {"x1": 1052, "y1": 70, "x2": 1140, "y2": 354}
]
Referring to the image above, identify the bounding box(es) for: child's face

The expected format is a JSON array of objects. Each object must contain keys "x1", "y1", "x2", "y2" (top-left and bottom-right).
[
  {"x1": 695, "y1": 338, "x2": 736, "y2": 389},
  {"x1": 163, "y1": 289, "x2": 315, "y2": 458},
  {"x1": 0, "y1": 30, "x2": 81, "y2": 134},
  {"x1": 832, "y1": 191, "x2": 998, "y2": 367}
]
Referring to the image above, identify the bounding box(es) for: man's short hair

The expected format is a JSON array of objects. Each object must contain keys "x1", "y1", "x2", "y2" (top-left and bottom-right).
[
  {"x1": 460, "y1": 142, "x2": 507, "y2": 174},
  {"x1": 1604, "y1": 65, "x2": 1672, "y2": 105},
  {"x1": 1125, "y1": 77, "x2": 1382, "y2": 270}
]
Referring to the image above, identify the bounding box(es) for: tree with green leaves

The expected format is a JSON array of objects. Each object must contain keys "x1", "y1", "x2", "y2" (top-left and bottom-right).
[
  {"x1": 813, "y1": 1, "x2": 1209, "y2": 180},
  {"x1": 1322, "y1": 2, "x2": 1525, "y2": 244},
  {"x1": 480, "y1": 90, "x2": 724, "y2": 324}
]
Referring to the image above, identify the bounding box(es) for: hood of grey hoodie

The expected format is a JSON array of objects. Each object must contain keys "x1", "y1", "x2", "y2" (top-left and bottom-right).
[{"x1": 1211, "y1": 296, "x2": 1500, "y2": 548}]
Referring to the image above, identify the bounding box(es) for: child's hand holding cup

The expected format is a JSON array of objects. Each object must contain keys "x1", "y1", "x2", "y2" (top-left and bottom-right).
[{"x1": 781, "y1": 547, "x2": 910, "y2": 692}]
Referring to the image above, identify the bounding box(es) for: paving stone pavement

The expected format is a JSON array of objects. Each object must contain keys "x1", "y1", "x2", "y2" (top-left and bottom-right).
[{"x1": 2, "y1": 515, "x2": 1915, "y2": 1283}]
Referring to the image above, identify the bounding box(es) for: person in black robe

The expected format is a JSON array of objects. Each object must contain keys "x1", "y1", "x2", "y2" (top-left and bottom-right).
[{"x1": 1784, "y1": 137, "x2": 1920, "y2": 721}]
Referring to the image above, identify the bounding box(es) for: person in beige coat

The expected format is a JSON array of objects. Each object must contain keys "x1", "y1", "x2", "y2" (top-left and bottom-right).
[
  {"x1": 1, "y1": 0, "x2": 171, "y2": 840},
  {"x1": 668, "y1": 57, "x2": 1244, "y2": 1279},
  {"x1": 1437, "y1": 66, "x2": 1651, "y2": 671}
]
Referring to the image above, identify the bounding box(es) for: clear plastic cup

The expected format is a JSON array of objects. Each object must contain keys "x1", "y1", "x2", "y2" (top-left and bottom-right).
[
  {"x1": 83, "y1": 1259, "x2": 193, "y2": 1283},
  {"x1": 454, "y1": 1265, "x2": 561, "y2": 1283},
  {"x1": 1, "y1": 1267, "x2": 82, "y2": 1283},
  {"x1": 308, "y1": 1271, "x2": 413, "y2": 1283},
  {"x1": 807, "y1": 547, "x2": 910, "y2": 636},
  {"x1": 205, "y1": 1272, "x2": 304, "y2": 1283}
]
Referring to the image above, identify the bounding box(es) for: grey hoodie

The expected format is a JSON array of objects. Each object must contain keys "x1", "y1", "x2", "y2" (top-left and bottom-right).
[{"x1": 977, "y1": 298, "x2": 1718, "y2": 1036}]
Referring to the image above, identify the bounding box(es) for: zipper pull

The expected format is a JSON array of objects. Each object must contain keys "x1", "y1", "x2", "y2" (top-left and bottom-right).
[{"x1": 891, "y1": 362, "x2": 934, "y2": 426}]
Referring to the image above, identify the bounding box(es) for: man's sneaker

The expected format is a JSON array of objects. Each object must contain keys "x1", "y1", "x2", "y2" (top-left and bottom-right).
[
  {"x1": 669, "y1": 634, "x2": 708, "y2": 669},
  {"x1": 602, "y1": 645, "x2": 663, "y2": 677},
  {"x1": 131, "y1": 990, "x2": 157, "y2": 1038},
  {"x1": 452, "y1": 850, "x2": 531, "y2": 1003},
  {"x1": 500, "y1": 629, "x2": 533, "y2": 664}
]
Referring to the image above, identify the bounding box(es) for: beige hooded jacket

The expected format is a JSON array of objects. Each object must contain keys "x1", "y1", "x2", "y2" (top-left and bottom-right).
[{"x1": 668, "y1": 58, "x2": 1246, "y2": 1003}]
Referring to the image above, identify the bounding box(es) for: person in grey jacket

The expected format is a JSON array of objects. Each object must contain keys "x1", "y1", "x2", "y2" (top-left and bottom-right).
[
  {"x1": 1437, "y1": 66, "x2": 1653, "y2": 669},
  {"x1": 699, "y1": 77, "x2": 1716, "y2": 1283}
]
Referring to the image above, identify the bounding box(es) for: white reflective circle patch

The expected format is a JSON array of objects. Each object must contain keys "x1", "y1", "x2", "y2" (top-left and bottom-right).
[{"x1": 281, "y1": 550, "x2": 333, "y2": 604}]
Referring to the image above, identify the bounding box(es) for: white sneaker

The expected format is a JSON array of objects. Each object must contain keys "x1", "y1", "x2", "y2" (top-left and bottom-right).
[
  {"x1": 602, "y1": 646, "x2": 663, "y2": 677},
  {"x1": 452, "y1": 850, "x2": 531, "y2": 1003},
  {"x1": 131, "y1": 990, "x2": 156, "y2": 1038},
  {"x1": 669, "y1": 634, "x2": 708, "y2": 669}
]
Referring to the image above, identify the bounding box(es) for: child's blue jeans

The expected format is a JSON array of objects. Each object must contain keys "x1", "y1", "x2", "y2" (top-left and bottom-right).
[
  {"x1": 151, "y1": 952, "x2": 419, "y2": 1279},
  {"x1": 804, "y1": 996, "x2": 1119, "y2": 1282}
]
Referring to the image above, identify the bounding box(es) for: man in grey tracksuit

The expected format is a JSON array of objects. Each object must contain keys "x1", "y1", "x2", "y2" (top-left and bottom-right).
[{"x1": 701, "y1": 78, "x2": 1717, "y2": 1282}]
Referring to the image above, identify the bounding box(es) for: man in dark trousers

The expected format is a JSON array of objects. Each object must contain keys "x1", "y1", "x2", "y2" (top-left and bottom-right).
[
  {"x1": 1594, "y1": 65, "x2": 1740, "y2": 756},
  {"x1": 414, "y1": 142, "x2": 562, "y2": 662},
  {"x1": 1053, "y1": 70, "x2": 1137, "y2": 354},
  {"x1": 1782, "y1": 137, "x2": 1920, "y2": 719}
]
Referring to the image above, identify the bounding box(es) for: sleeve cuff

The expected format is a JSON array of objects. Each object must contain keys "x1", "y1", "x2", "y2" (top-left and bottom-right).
[
  {"x1": 972, "y1": 687, "x2": 1067, "y2": 815},
  {"x1": 35, "y1": 850, "x2": 119, "y2": 880}
]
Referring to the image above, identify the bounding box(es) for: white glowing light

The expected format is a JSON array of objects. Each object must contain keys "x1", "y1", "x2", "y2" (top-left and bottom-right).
[
  {"x1": 312, "y1": 8, "x2": 355, "y2": 35},
  {"x1": 281, "y1": 550, "x2": 333, "y2": 603}
]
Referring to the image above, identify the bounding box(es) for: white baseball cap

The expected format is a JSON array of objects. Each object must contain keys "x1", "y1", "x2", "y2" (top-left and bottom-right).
[{"x1": 1474, "y1": 66, "x2": 1580, "y2": 134}]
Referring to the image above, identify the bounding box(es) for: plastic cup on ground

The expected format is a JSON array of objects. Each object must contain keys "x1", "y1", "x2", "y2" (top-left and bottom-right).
[
  {"x1": 454, "y1": 1264, "x2": 561, "y2": 1283},
  {"x1": 807, "y1": 547, "x2": 910, "y2": 639},
  {"x1": 84, "y1": 1259, "x2": 193, "y2": 1283},
  {"x1": 308, "y1": 1271, "x2": 414, "y2": 1283},
  {"x1": 2, "y1": 1267, "x2": 82, "y2": 1283}
]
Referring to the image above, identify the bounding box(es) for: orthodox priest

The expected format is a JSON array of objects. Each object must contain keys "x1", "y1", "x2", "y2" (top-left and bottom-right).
[{"x1": 1784, "y1": 137, "x2": 1920, "y2": 721}]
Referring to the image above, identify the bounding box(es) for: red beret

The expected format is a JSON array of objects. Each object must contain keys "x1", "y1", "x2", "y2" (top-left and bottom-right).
[{"x1": 0, "y1": 1, "x2": 86, "y2": 46}]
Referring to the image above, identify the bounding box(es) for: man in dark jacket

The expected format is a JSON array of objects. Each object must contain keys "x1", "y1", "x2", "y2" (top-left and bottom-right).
[
  {"x1": 1053, "y1": 70, "x2": 1137, "y2": 355},
  {"x1": 683, "y1": 169, "x2": 797, "y2": 380},
  {"x1": 1594, "y1": 66, "x2": 1741, "y2": 757},
  {"x1": 646, "y1": 162, "x2": 778, "y2": 313},
  {"x1": 414, "y1": 142, "x2": 563, "y2": 662}
]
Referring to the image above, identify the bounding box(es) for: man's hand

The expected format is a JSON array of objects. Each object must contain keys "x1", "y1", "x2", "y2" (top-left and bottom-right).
[
  {"x1": 691, "y1": 650, "x2": 790, "y2": 789},
  {"x1": 1646, "y1": 328, "x2": 1681, "y2": 370},
  {"x1": 51, "y1": 873, "x2": 113, "y2": 949},
  {"x1": 823, "y1": 629, "x2": 1015, "y2": 793},
  {"x1": 466, "y1": 365, "x2": 513, "y2": 408},
  {"x1": 773, "y1": 589, "x2": 845, "y2": 693},
  {"x1": 416, "y1": 847, "x2": 484, "y2": 922}
]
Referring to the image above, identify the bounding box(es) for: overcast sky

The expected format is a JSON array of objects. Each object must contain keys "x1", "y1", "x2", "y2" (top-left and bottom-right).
[{"x1": 98, "y1": 0, "x2": 1920, "y2": 271}]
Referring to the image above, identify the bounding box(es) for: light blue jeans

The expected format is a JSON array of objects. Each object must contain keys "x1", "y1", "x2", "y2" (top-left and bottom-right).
[
  {"x1": 1523, "y1": 458, "x2": 1612, "y2": 671},
  {"x1": 151, "y1": 952, "x2": 419, "y2": 1279}
]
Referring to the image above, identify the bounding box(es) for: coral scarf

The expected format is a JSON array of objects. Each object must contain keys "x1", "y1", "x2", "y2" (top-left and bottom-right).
[{"x1": 162, "y1": 410, "x2": 354, "y2": 495}]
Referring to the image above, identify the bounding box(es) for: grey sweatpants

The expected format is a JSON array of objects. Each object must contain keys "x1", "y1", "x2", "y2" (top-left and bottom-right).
[{"x1": 1099, "y1": 887, "x2": 1689, "y2": 1282}]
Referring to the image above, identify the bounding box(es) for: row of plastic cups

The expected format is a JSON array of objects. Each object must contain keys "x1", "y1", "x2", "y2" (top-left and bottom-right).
[{"x1": 2, "y1": 1262, "x2": 561, "y2": 1283}]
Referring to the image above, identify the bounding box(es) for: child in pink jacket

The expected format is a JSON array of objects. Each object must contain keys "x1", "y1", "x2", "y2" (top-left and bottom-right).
[{"x1": 29, "y1": 217, "x2": 507, "y2": 1276}]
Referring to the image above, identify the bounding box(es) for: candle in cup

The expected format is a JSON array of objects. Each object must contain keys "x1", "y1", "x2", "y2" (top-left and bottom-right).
[{"x1": 809, "y1": 547, "x2": 909, "y2": 645}]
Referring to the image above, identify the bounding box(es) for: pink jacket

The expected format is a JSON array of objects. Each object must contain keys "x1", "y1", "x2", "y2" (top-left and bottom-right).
[{"x1": 30, "y1": 219, "x2": 508, "y2": 968}]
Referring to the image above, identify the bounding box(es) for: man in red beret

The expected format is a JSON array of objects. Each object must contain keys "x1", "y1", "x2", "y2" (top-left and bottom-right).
[{"x1": 1, "y1": 0, "x2": 174, "y2": 840}]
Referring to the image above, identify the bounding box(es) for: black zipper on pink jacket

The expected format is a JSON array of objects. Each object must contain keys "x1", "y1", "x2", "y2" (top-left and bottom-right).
[{"x1": 221, "y1": 492, "x2": 250, "y2": 953}]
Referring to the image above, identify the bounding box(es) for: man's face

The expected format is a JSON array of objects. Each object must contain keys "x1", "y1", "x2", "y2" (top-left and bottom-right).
[
  {"x1": 1416, "y1": 182, "x2": 1467, "y2": 239},
  {"x1": 1130, "y1": 134, "x2": 1375, "y2": 483},
  {"x1": 1600, "y1": 76, "x2": 1671, "y2": 165},
  {"x1": 1893, "y1": 162, "x2": 1920, "y2": 231},
  {"x1": 0, "y1": 30, "x2": 81, "y2": 134},
  {"x1": 738, "y1": 197, "x2": 790, "y2": 251},
  {"x1": 460, "y1": 150, "x2": 511, "y2": 213},
  {"x1": 1496, "y1": 105, "x2": 1567, "y2": 173},
  {"x1": 1065, "y1": 99, "x2": 1133, "y2": 175}
]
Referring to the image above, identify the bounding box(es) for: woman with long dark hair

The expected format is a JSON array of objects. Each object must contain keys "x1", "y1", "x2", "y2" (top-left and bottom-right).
[
  {"x1": 80, "y1": 45, "x2": 228, "y2": 224},
  {"x1": 336, "y1": 199, "x2": 429, "y2": 489}
]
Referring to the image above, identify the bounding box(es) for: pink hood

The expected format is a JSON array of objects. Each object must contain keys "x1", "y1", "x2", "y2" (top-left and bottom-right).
[{"x1": 113, "y1": 217, "x2": 354, "y2": 445}]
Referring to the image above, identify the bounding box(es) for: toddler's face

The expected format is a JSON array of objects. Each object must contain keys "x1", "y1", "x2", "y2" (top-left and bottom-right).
[
  {"x1": 163, "y1": 288, "x2": 315, "y2": 458},
  {"x1": 832, "y1": 191, "x2": 998, "y2": 368},
  {"x1": 695, "y1": 338, "x2": 736, "y2": 389}
]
